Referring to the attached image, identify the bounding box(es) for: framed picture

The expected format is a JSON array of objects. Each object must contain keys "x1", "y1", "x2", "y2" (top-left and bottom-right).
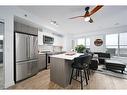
[{"x1": 94, "y1": 39, "x2": 103, "y2": 46}]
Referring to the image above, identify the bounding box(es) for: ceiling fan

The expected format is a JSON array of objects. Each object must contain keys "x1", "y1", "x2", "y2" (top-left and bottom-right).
[{"x1": 69, "y1": 5, "x2": 103, "y2": 23}]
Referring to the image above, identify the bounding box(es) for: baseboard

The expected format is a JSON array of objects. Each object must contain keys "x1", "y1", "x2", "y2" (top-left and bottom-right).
[{"x1": 5, "y1": 80, "x2": 15, "y2": 88}]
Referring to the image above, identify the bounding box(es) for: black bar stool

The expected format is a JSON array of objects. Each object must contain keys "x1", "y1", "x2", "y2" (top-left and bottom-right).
[{"x1": 69, "y1": 55, "x2": 91, "y2": 89}]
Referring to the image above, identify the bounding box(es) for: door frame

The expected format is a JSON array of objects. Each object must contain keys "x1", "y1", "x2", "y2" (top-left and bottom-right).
[{"x1": 0, "y1": 19, "x2": 5, "y2": 89}]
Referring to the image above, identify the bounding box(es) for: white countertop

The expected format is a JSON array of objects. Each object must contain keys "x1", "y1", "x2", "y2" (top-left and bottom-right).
[
  {"x1": 38, "y1": 53, "x2": 46, "y2": 55},
  {"x1": 50, "y1": 53, "x2": 84, "y2": 60}
]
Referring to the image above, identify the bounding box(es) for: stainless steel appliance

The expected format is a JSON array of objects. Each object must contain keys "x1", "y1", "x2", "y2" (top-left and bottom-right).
[
  {"x1": 15, "y1": 32, "x2": 38, "y2": 82},
  {"x1": 43, "y1": 35, "x2": 54, "y2": 44}
]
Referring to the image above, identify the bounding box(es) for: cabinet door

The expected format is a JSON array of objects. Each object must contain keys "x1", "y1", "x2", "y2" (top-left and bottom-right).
[
  {"x1": 14, "y1": 22, "x2": 22, "y2": 32},
  {"x1": 38, "y1": 54, "x2": 46, "y2": 71},
  {"x1": 31, "y1": 60, "x2": 38, "y2": 75},
  {"x1": 28, "y1": 26, "x2": 38, "y2": 35},
  {"x1": 33, "y1": 27, "x2": 38, "y2": 35},
  {"x1": 21, "y1": 24, "x2": 28, "y2": 33}
]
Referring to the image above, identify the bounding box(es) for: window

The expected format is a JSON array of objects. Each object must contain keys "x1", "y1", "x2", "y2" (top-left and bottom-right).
[
  {"x1": 119, "y1": 32, "x2": 127, "y2": 57},
  {"x1": 77, "y1": 38, "x2": 85, "y2": 45},
  {"x1": 106, "y1": 34, "x2": 118, "y2": 56},
  {"x1": 106, "y1": 32, "x2": 127, "y2": 57},
  {"x1": 86, "y1": 38, "x2": 90, "y2": 48}
]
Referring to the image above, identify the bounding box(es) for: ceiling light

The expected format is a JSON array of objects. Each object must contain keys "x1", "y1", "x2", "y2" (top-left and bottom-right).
[
  {"x1": 84, "y1": 17, "x2": 90, "y2": 22},
  {"x1": 50, "y1": 20, "x2": 59, "y2": 26}
]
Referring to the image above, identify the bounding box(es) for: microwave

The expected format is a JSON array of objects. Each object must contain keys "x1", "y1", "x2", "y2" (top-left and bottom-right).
[{"x1": 43, "y1": 35, "x2": 54, "y2": 44}]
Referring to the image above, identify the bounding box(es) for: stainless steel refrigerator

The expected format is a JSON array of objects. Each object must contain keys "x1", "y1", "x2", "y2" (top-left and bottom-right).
[{"x1": 15, "y1": 32, "x2": 38, "y2": 82}]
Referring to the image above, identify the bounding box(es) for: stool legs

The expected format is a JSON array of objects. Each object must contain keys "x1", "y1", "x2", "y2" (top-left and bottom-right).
[
  {"x1": 69, "y1": 68, "x2": 74, "y2": 84},
  {"x1": 84, "y1": 69, "x2": 88, "y2": 85},
  {"x1": 80, "y1": 70, "x2": 83, "y2": 89},
  {"x1": 70, "y1": 68, "x2": 89, "y2": 89},
  {"x1": 87, "y1": 69, "x2": 89, "y2": 80}
]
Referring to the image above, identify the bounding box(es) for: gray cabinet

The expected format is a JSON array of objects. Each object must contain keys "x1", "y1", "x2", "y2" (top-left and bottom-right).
[
  {"x1": 28, "y1": 26, "x2": 38, "y2": 35},
  {"x1": 38, "y1": 54, "x2": 46, "y2": 71},
  {"x1": 14, "y1": 22, "x2": 22, "y2": 32},
  {"x1": 21, "y1": 24, "x2": 28, "y2": 33},
  {"x1": 14, "y1": 22, "x2": 38, "y2": 35}
]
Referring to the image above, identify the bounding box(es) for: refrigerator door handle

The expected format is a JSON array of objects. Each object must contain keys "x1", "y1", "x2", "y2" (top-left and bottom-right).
[
  {"x1": 26, "y1": 36, "x2": 28, "y2": 59},
  {"x1": 27, "y1": 35, "x2": 30, "y2": 59}
]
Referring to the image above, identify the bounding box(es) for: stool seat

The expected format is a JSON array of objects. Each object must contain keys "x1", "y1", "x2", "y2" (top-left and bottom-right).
[{"x1": 72, "y1": 63, "x2": 87, "y2": 70}]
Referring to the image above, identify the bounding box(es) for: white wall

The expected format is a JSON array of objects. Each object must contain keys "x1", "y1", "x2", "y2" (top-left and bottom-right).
[
  {"x1": 90, "y1": 35, "x2": 106, "y2": 52},
  {"x1": 63, "y1": 35, "x2": 73, "y2": 51},
  {"x1": 0, "y1": 7, "x2": 14, "y2": 88},
  {"x1": 0, "y1": 6, "x2": 67, "y2": 88}
]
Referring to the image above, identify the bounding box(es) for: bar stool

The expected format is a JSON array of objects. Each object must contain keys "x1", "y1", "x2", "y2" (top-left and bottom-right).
[
  {"x1": 80, "y1": 54, "x2": 92, "y2": 80},
  {"x1": 69, "y1": 55, "x2": 91, "y2": 89}
]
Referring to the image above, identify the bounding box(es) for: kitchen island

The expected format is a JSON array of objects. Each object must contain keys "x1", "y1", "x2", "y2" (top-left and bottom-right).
[{"x1": 50, "y1": 53, "x2": 83, "y2": 87}]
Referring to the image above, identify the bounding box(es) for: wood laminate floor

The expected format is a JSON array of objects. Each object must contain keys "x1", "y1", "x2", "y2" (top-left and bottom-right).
[{"x1": 9, "y1": 68, "x2": 127, "y2": 89}]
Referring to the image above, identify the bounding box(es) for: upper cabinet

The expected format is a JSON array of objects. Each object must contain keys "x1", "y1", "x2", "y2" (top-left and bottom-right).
[
  {"x1": 14, "y1": 22, "x2": 38, "y2": 35},
  {"x1": 14, "y1": 22, "x2": 22, "y2": 32}
]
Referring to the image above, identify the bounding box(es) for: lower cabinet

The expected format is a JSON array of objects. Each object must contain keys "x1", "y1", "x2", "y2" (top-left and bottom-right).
[{"x1": 38, "y1": 54, "x2": 46, "y2": 71}]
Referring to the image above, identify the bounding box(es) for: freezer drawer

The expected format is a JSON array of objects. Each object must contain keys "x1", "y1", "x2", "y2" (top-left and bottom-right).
[
  {"x1": 16, "y1": 61, "x2": 28, "y2": 81},
  {"x1": 31, "y1": 60, "x2": 38, "y2": 75},
  {"x1": 27, "y1": 60, "x2": 38, "y2": 77}
]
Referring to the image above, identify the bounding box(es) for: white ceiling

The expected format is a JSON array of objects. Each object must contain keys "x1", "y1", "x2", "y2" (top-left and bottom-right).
[{"x1": 18, "y1": 6, "x2": 127, "y2": 35}]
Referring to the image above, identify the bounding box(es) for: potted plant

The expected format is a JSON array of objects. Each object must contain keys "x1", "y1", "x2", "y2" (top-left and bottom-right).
[{"x1": 75, "y1": 45, "x2": 86, "y2": 53}]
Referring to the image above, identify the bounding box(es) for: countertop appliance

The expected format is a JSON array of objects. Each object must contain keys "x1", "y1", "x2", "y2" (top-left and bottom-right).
[{"x1": 15, "y1": 32, "x2": 38, "y2": 82}]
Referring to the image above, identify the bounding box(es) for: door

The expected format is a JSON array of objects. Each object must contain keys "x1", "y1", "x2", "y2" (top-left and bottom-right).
[
  {"x1": 29, "y1": 35, "x2": 38, "y2": 59},
  {"x1": 16, "y1": 33, "x2": 28, "y2": 62},
  {"x1": 0, "y1": 20, "x2": 4, "y2": 89}
]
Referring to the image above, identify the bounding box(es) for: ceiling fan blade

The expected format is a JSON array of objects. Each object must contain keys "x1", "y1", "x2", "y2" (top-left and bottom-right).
[
  {"x1": 69, "y1": 16, "x2": 84, "y2": 19},
  {"x1": 89, "y1": 5, "x2": 103, "y2": 16}
]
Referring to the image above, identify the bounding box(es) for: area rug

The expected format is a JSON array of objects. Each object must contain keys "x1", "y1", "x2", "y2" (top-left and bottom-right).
[{"x1": 95, "y1": 65, "x2": 127, "y2": 79}]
